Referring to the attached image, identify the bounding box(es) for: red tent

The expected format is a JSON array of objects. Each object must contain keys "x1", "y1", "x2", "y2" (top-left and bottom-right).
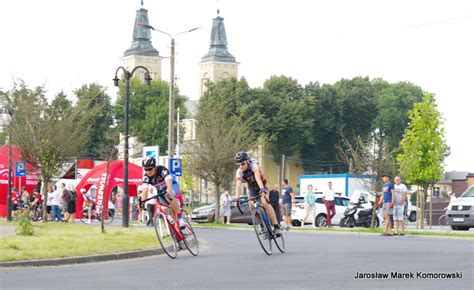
[
  {"x1": 0, "y1": 146, "x2": 40, "y2": 217},
  {"x1": 75, "y1": 160, "x2": 143, "y2": 218}
]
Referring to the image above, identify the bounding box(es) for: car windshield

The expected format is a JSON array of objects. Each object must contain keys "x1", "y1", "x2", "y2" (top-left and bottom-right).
[{"x1": 461, "y1": 186, "x2": 474, "y2": 198}]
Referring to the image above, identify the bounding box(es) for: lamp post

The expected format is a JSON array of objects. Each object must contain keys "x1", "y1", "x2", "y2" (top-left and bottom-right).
[
  {"x1": 139, "y1": 23, "x2": 200, "y2": 161},
  {"x1": 0, "y1": 105, "x2": 12, "y2": 222},
  {"x1": 113, "y1": 66, "x2": 152, "y2": 227}
]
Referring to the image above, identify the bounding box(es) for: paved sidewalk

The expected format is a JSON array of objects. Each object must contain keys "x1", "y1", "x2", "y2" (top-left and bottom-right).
[{"x1": 0, "y1": 225, "x2": 16, "y2": 237}]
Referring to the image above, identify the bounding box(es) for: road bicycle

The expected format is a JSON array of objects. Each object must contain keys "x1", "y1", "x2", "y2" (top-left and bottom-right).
[
  {"x1": 142, "y1": 190, "x2": 199, "y2": 259},
  {"x1": 237, "y1": 193, "x2": 285, "y2": 255},
  {"x1": 438, "y1": 213, "x2": 448, "y2": 230},
  {"x1": 80, "y1": 205, "x2": 114, "y2": 225}
]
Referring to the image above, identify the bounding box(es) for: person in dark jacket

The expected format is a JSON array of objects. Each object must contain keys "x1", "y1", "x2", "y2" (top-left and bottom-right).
[{"x1": 269, "y1": 184, "x2": 282, "y2": 224}]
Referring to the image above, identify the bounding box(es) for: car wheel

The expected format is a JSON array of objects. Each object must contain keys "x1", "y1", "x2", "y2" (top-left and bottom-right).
[
  {"x1": 292, "y1": 220, "x2": 301, "y2": 227},
  {"x1": 374, "y1": 217, "x2": 380, "y2": 228},
  {"x1": 409, "y1": 211, "x2": 416, "y2": 222},
  {"x1": 315, "y1": 214, "x2": 327, "y2": 227},
  {"x1": 451, "y1": 226, "x2": 458, "y2": 230}
]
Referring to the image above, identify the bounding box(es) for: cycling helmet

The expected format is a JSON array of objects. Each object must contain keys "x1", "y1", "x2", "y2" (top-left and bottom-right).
[
  {"x1": 142, "y1": 156, "x2": 156, "y2": 168},
  {"x1": 235, "y1": 151, "x2": 250, "y2": 163},
  {"x1": 80, "y1": 188, "x2": 86, "y2": 193}
]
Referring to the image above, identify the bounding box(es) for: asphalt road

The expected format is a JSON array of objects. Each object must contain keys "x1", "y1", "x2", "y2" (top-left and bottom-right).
[{"x1": 1, "y1": 227, "x2": 473, "y2": 290}]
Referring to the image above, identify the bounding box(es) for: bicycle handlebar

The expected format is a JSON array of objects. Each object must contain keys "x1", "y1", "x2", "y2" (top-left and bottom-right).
[
  {"x1": 139, "y1": 189, "x2": 170, "y2": 204},
  {"x1": 235, "y1": 192, "x2": 269, "y2": 214}
]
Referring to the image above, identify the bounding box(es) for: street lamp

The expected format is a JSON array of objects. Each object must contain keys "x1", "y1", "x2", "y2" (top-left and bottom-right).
[
  {"x1": 0, "y1": 104, "x2": 12, "y2": 222},
  {"x1": 113, "y1": 66, "x2": 152, "y2": 227},
  {"x1": 139, "y1": 23, "x2": 200, "y2": 161}
]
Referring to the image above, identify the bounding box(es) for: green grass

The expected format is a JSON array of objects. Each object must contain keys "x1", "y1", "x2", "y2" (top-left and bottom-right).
[
  {"x1": 194, "y1": 222, "x2": 474, "y2": 238},
  {"x1": 0, "y1": 223, "x2": 159, "y2": 262}
]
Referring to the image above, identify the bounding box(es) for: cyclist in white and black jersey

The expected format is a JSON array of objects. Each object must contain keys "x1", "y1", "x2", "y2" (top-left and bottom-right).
[
  {"x1": 141, "y1": 156, "x2": 187, "y2": 229},
  {"x1": 234, "y1": 151, "x2": 282, "y2": 234}
]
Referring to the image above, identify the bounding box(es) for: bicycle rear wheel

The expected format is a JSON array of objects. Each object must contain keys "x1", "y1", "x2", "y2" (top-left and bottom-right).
[
  {"x1": 252, "y1": 211, "x2": 272, "y2": 255},
  {"x1": 154, "y1": 213, "x2": 178, "y2": 259},
  {"x1": 182, "y1": 214, "x2": 199, "y2": 256}
]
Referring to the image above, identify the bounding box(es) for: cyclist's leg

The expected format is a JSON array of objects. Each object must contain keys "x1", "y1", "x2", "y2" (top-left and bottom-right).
[{"x1": 261, "y1": 194, "x2": 278, "y2": 225}]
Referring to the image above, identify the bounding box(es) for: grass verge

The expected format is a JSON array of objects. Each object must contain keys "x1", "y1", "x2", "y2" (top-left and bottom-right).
[
  {"x1": 194, "y1": 222, "x2": 474, "y2": 238},
  {"x1": 0, "y1": 223, "x2": 158, "y2": 262}
]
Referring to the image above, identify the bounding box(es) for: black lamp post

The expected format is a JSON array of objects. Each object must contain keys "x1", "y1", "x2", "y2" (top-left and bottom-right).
[
  {"x1": 0, "y1": 105, "x2": 12, "y2": 222},
  {"x1": 113, "y1": 66, "x2": 152, "y2": 227}
]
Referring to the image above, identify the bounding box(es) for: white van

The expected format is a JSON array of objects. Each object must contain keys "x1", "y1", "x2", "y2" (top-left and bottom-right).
[{"x1": 447, "y1": 186, "x2": 474, "y2": 231}]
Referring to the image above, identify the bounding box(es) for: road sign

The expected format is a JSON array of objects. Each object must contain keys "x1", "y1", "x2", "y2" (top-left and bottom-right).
[
  {"x1": 169, "y1": 158, "x2": 182, "y2": 177},
  {"x1": 143, "y1": 146, "x2": 159, "y2": 159},
  {"x1": 15, "y1": 161, "x2": 26, "y2": 177}
]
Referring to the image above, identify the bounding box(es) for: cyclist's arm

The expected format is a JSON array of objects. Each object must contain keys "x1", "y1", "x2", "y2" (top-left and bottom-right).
[
  {"x1": 165, "y1": 176, "x2": 174, "y2": 198},
  {"x1": 253, "y1": 169, "x2": 265, "y2": 191},
  {"x1": 235, "y1": 178, "x2": 242, "y2": 199}
]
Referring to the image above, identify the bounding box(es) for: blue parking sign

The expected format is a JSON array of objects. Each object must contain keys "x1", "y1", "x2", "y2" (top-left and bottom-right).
[
  {"x1": 15, "y1": 161, "x2": 26, "y2": 177},
  {"x1": 169, "y1": 158, "x2": 182, "y2": 177}
]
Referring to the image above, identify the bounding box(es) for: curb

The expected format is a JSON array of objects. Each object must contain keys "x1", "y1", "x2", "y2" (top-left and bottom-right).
[{"x1": 0, "y1": 248, "x2": 165, "y2": 268}]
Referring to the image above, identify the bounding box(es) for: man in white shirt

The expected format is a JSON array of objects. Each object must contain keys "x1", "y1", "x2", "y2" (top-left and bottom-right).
[
  {"x1": 322, "y1": 181, "x2": 336, "y2": 227},
  {"x1": 393, "y1": 176, "x2": 408, "y2": 235}
]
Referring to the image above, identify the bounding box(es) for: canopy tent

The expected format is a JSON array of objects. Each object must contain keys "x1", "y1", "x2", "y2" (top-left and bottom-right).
[
  {"x1": 0, "y1": 146, "x2": 40, "y2": 216},
  {"x1": 75, "y1": 160, "x2": 143, "y2": 218}
]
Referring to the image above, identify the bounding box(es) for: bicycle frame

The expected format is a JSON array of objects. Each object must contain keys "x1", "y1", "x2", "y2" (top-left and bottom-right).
[
  {"x1": 149, "y1": 194, "x2": 186, "y2": 242},
  {"x1": 237, "y1": 194, "x2": 274, "y2": 236}
]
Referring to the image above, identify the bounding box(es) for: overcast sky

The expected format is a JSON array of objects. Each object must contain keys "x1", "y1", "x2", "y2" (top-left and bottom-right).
[{"x1": 0, "y1": 0, "x2": 472, "y2": 172}]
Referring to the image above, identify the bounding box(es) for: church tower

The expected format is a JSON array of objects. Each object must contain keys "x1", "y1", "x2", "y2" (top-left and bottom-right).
[
  {"x1": 199, "y1": 11, "x2": 239, "y2": 97},
  {"x1": 121, "y1": 2, "x2": 162, "y2": 81}
]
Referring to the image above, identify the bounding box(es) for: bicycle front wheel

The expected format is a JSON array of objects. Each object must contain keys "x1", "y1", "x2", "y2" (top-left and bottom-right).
[
  {"x1": 154, "y1": 214, "x2": 178, "y2": 259},
  {"x1": 182, "y1": 214, "x2": 199, "y2": 256},
  {"x1": 273, "y1": 230, "x2": 285, "y2": 253},
  {"x1": 252, "y1": 211, "x2": 272, "y2": 255}
]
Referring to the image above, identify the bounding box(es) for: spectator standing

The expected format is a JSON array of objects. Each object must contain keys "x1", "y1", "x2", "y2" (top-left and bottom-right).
[
  {"x1": 116, "y1": 190, "x2": 124, "y2": 214},
  {"x1": 219, "y1": 189, "x2": 232, "y2": 224},
  {"x1": 49, "y1": 186, "x2": 62, "y2": 222},
  {"x1": 281, "y1": 179, "x2": 295, "y2": 230},
  {"x1": 66, "y1": 185, "x2": 77, "y2": 223},
  {"x1": 377, "y1": 174, "x2": 395, "y2": 236},
  {"x1": 269, "y1": 184, "x2": 282, "y2": 223},
  {"x1": 393, "y1": 176, "x2": 408, "y2": 235},
  {"x1": 11, "y1": 188, "x2": 20, "y2": 216},
  {"x1": 301, "y1": 184, "x2": 317, "y2": 227},
  {"x1": 21, "y1": 187, "x2": 29, "y2": 206},
  {"x1": 444, "y1": 192, "x2": 457, "y2": 211},
  {"x1": 60, "y1": 183, "x2": 69, "y2": 220},
  {"x1": 46, "y1": 185, "x2": 54, "y2": 221},
  {"x1": 322, "y1": 181, "x2": 336, "y2": 227}
]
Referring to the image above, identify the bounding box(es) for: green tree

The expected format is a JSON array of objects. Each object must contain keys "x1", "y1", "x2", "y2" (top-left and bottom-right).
[
  {"x1": 397, "y1": 93, "x2": 449, "y2": 227},
  {"x1": 372, "y1": 80, "x2": 423, "y2": 152},
  {"x1": 114, "y1": 79, "x2": 186, "y2": 153},
  {"x1": 187, "y1": 98, "x2": 257, "y2": 222},
  {"x1": 302, "y1": 82, "x2": 340, "y2": 172},
  {"x1": 74, "y1": 84, "x2": 115, "y2": 159},
  {"x1": 3, "y1": 82, "x2": 92, "y2": 221},
  {"x1": 259, "y1": 76, "x2": 315, "y2": 162}
]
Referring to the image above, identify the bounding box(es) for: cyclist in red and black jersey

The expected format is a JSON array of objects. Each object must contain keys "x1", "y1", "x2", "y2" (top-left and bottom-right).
[
  {"x1": 234, "y1": 151, "x2": 282, "y2": 234},
  {"x1": 141, "y1": 156, "x2": 187, "y2": 229}
]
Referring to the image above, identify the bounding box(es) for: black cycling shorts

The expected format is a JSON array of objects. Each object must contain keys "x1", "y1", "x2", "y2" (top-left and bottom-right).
[{"x1": 247, "y1": 186, "x2": 268, "y2": 198}]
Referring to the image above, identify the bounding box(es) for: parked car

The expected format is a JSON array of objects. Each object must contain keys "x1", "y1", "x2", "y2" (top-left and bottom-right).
[
  {"x1": 291, "y1": 195, "x2": 351, "y2": 227},
  {"x1": 447, "y1": 186, "x2": 474, "y2": 231},
  {"x1": 190, "y1": 195, "x2": 253, "y2": 224},
  {"x1": 190, "y1": 203, "x2": 216, "y2": 223}
]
